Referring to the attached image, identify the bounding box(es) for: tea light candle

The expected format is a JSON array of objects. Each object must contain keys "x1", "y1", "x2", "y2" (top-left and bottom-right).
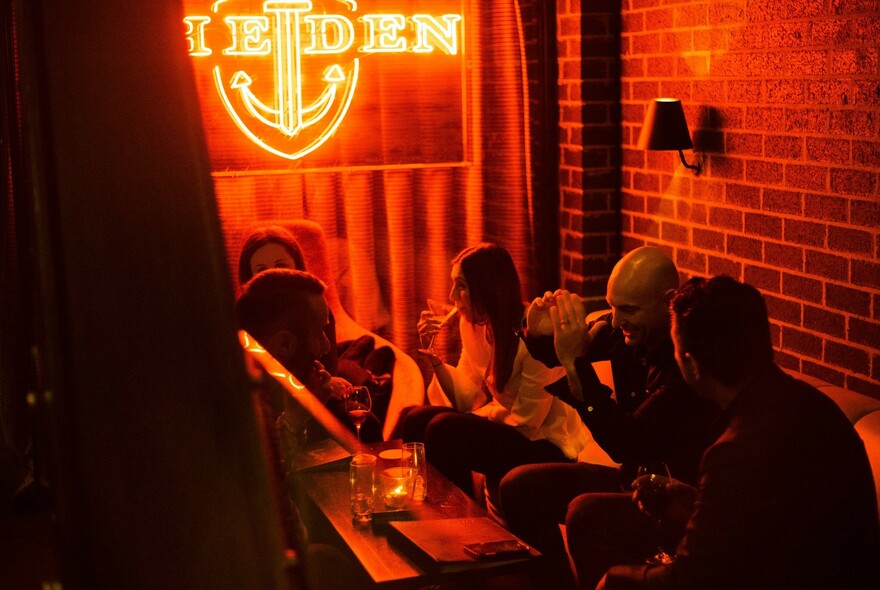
[
  {"x1": 384, "y1": 482, "x2": 410, "y2": 509},
  {"x1": 381, "y1": 467, "x2": 412, "y2": 509}
]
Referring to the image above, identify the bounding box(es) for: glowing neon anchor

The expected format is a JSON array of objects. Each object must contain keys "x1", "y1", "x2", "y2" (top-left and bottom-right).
[{"x1": 215, "y1": 0, "x2": 359, "y2": 160}]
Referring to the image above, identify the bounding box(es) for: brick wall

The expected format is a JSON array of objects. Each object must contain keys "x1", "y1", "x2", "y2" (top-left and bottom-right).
[
  {"x1": 559, "y1": 0, "x2": 880, "y2": 398},
  {"x1": 558, "y1": 0, "x2": 622, "y2": 307}
]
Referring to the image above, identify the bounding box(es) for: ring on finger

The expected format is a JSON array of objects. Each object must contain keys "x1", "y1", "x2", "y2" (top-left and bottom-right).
[{"x1": 559, "y1": 319, "x2": 571, "y2": 326}]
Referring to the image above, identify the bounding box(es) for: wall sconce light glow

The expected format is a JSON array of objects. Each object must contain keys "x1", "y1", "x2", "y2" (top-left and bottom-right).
[{"x1": 184, "y1": 0, "x2": 464, "y2": 161}]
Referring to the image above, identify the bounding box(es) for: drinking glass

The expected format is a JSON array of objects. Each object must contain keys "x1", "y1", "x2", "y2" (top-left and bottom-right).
[
  {"x1": 344, "y1": 386, "x2": 372, "y2": 446},
  {"x1": 635, "y1": 462, "x2": 675, "y2": 565},
  {"x1": 350, "y1": 454, "x2": 376, "y2": 523},
  {"x1": 424, "y1": 298, "x2": 459, "y2": 352},
  {"x1": 403, "y1": 442, "x2": 427, "y2": 501}
]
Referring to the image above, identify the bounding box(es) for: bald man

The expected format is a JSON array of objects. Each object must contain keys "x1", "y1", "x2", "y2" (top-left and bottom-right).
[{"x1": 499, "y1": 247, "x2": 721, "y2": 590}]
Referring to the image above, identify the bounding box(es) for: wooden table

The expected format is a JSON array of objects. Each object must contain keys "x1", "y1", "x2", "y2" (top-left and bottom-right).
[{"x1": 295, "y1": 442, "x2": 537, "y2": 588}]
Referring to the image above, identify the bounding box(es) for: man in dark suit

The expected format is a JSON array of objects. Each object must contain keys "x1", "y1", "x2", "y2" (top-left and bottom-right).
[{"x1": 597, "y1": 275, "x2": 880, "y2": 589}]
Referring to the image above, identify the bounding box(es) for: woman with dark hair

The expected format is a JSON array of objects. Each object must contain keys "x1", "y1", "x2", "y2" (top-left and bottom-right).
[
  {"x1": 403, "y1": 243, "x2": 588, "y2": 500},
  {"x1": 237, "y1": 225, "x2": 307, "y2": 286},
  {"x1": 236, "y1": 225, "x2": 385, "y2": 441}
]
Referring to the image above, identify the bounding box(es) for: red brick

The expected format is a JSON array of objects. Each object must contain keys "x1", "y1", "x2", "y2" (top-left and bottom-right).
[
  {"x1": 662, "y1": 221, "x2": 689, "y2": 244},
  {"x1": 632, "y1": 215, "x2": 661, "y2": 238},
  {"x1": 773, "y1": 50, "x2": 828, "y2": 76},
  {"x1": 828, "y1": 226, "x2": 874, "y2": 255},
  {"x1": 766, "y1": 79, "x2": 805, "y2": 104},
  {"x1": 621, "y1": 12, "x2": 645, "y2": 33},
  {"x1": 805, "y1": 80, "x2": 852, "y2": 106},
  {"x1": 709, "y1": 206, "x2": 743, "y2": 230},
  {"x1": 830, "y1": 48, "x2": 879, "y2": 75},
  {"x1": 764, "y1": 135, "x2": 803, "y2": 160},
  {"x1": 770, "y1": 322, "x2": 783, "y2": 349},
  {"x1": 763, "y1": 189, "x2": 803, "y2": 215},
  {"x1": 725, "y1": 132, "x2": 763, "y2": 156},
  {"x1": 830, "y1": 168, "x2": 877, "y2": 197},
  {"x1": 853, "y1": 141, "x2": 880, "y2": 167},
  {"x1": 852, "y1": 260, "x2": 880, "y2": 290},
  {"x1": 785, "y1": 108, "x2": 830, "y2": 133},
  {"x1": 830, "y1": 0, "x2": 877, "y2": 16},
  {"x1": 633, "y1": 172, "x2": 661, "y2": 192},
  {"x1": 632, "y1": 33, "x2": 662, "y2": 55},
  {"x1": 621, "y1": 191, "x2": 646, "y2": 213},
  {"x1": 845, "y1": 375, "x2": 880, "y2": 402},
  {"x1": 784, "y1": 219, "x2": 827, "y2": 247},
  {"x1": 694, "y1": 228, "x2": 725, "y2": 251},
  {"x1": 677, "y1": 200, "x2": 708, "y2": 224},
  {"x1": 676, "y1": 3, "x2": 708, "y2": 26},
  {"x1": 746, "y1": 160, "x2": 784, "y2": 185},
  {"x1": 709, "y1": 156, "x2": 745, "y2": 180},
  {"x1": 764, "y1": 293, "x2": 802, "y2": 326},
  {"x1": 826, "y1": 283, "x2": 871, "y2": 315},
  {"x1": 851, "y1": 199, "x2": 880, "y2": 228},
  {"x1": 676, "y1": 249, "x2": 707, "y2": 274},
  {"x1": 853, "y1": 81, "x2": 880, "y2": 107},
  {"x1": 785, "y1": 164, "x2": 828, "y2": 191},
  {"x1": 805, "y1": 250, "x2": 849, "y2": 281},
  {"x1": 727, "y1": 184, "x2": 761, "y2": 209},
  {"x1": 830, "y1": 109, "x2": 877, "y2": 137},
  {"x1": 728, "y1": 81, "x2": 763, "y2": 104},
  {"x1": 782, "y1": 326, "x2": 823, "y2": 357},
  {"x1": 747, "y1": 107, "x2": 786, "y2": 131},
  {"x1": 784, "y1": 274, "x2": 824, "y2": 304},
  {"x1": 806, "y1": 137, "x2": 851, "y2": 164},
  {"x1": 645, "y1": 195, "x2": 675, "y2": 218},
  {"x1": 801, "y1": 361, "x2": 846, "y2": 387},
  {"x1": 708, "y1": 255, "x2": 742, "y2": 278},
  {"x1": 644, "y1": 8, "x2": 674, "y2": 30},
  {"x1": 728, "y1": 235, "x2": 763, "y2": 261},
  {"x1": 692, "y1": 179, "x2": 724, "y2": 202},
  {"x1": 850, "y1": 318, "x2": 880, "y2": 350},
  {"x1": 774, "y1": 349, "x2": 801, "y2": 372},
  {"x1": 694, "y1": 28, "x2": 728, "y2": 51},
  {"x1": 661, "y1": 30, "x2": 692, "y2": 52},
  {"x1": 765, "y1": 242, "x2": 805, "y2": 271},
  {"x1": 803, "y1": 305, "x2": 845, "y2": 338},
  {"x1": 764, "y1": 21, "x2": 811, "y2": 48},
  {"x1": 803, "y1": 194, "x2": 849, "y2": 223},
  {"x1": 745, "y1": 213, "x2": 783, "y2": 239},
  {"x1": 693, "y1": 80, "x2": 725, "y2": 103},
  {"x1": 825, "y1": 341, "x2": 870, "y2": 374},
  {"x1": 712, "y1": 107, "x2": 745, "y2": 129},
  {"x1": 744, "y1": 264, "x2": 782, "y2": 292}
]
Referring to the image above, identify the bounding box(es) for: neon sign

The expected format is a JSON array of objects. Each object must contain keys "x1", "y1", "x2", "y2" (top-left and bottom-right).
[{"x1": 184, "y1": 1, "x2": 465, "y2": 166}]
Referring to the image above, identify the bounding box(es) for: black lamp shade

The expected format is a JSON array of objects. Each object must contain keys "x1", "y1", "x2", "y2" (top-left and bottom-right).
[{"x1": 637, "y1": 98, "x2": 693, "y2": 151}]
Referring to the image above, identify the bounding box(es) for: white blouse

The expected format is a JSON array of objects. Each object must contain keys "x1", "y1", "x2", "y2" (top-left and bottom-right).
[{"x1": 427, "y1": 318, "x2": 589, "y2": 460}]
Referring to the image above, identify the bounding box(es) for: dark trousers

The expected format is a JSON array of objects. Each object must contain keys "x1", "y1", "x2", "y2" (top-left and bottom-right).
[
  {"x1": 566, "y1": 493, "x2": 657, "y2": 589},
  {"x1": 417, "y1": 409, "x2": 571, "y2": 500},
  {"x1": 499, "y1": 462, "x2": 655, "y2": 590}
]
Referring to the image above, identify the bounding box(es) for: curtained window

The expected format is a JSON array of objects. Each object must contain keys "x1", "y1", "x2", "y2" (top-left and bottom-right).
[{"x1": 187, "y1": 0, "x2": 539, "y2": 359}]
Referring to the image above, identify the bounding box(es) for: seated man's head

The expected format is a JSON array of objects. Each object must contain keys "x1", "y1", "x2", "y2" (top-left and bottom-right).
[
  {"x1": 670, "y1": 275, "x2": 774, "y2": 398},
  {"x1": 606, "y1": 246, "x2": 679, "y2": 350},
  {"x1": 236, "y1": 268, "x2": 330, "y2": 384}
]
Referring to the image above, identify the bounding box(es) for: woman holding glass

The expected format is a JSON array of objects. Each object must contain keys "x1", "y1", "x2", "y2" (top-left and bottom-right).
[{"x1": 401, "y1": 243, "x2": 589, "y2": 499}]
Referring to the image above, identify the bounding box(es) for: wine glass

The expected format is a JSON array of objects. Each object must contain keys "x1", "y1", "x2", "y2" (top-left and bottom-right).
[
  {"x1": 344, "y1": 386, "x2": 372, "y2": 446},
  {"x1": 635, "y1": 462, "x2": 675, "y2": 565},
  {"x1": 424, "y1": 298, "x2": 459, "y2": 352}
]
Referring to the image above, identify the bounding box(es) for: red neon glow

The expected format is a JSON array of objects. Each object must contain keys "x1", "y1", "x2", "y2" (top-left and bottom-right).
[{"x1": 183, "y1": 0, "x2": 465, "y2": 166}]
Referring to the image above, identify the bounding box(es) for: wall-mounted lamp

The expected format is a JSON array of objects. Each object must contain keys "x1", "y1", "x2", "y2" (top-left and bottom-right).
[{"x1": 637, "y1": 98, "x2": 702, "y2": 176}]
